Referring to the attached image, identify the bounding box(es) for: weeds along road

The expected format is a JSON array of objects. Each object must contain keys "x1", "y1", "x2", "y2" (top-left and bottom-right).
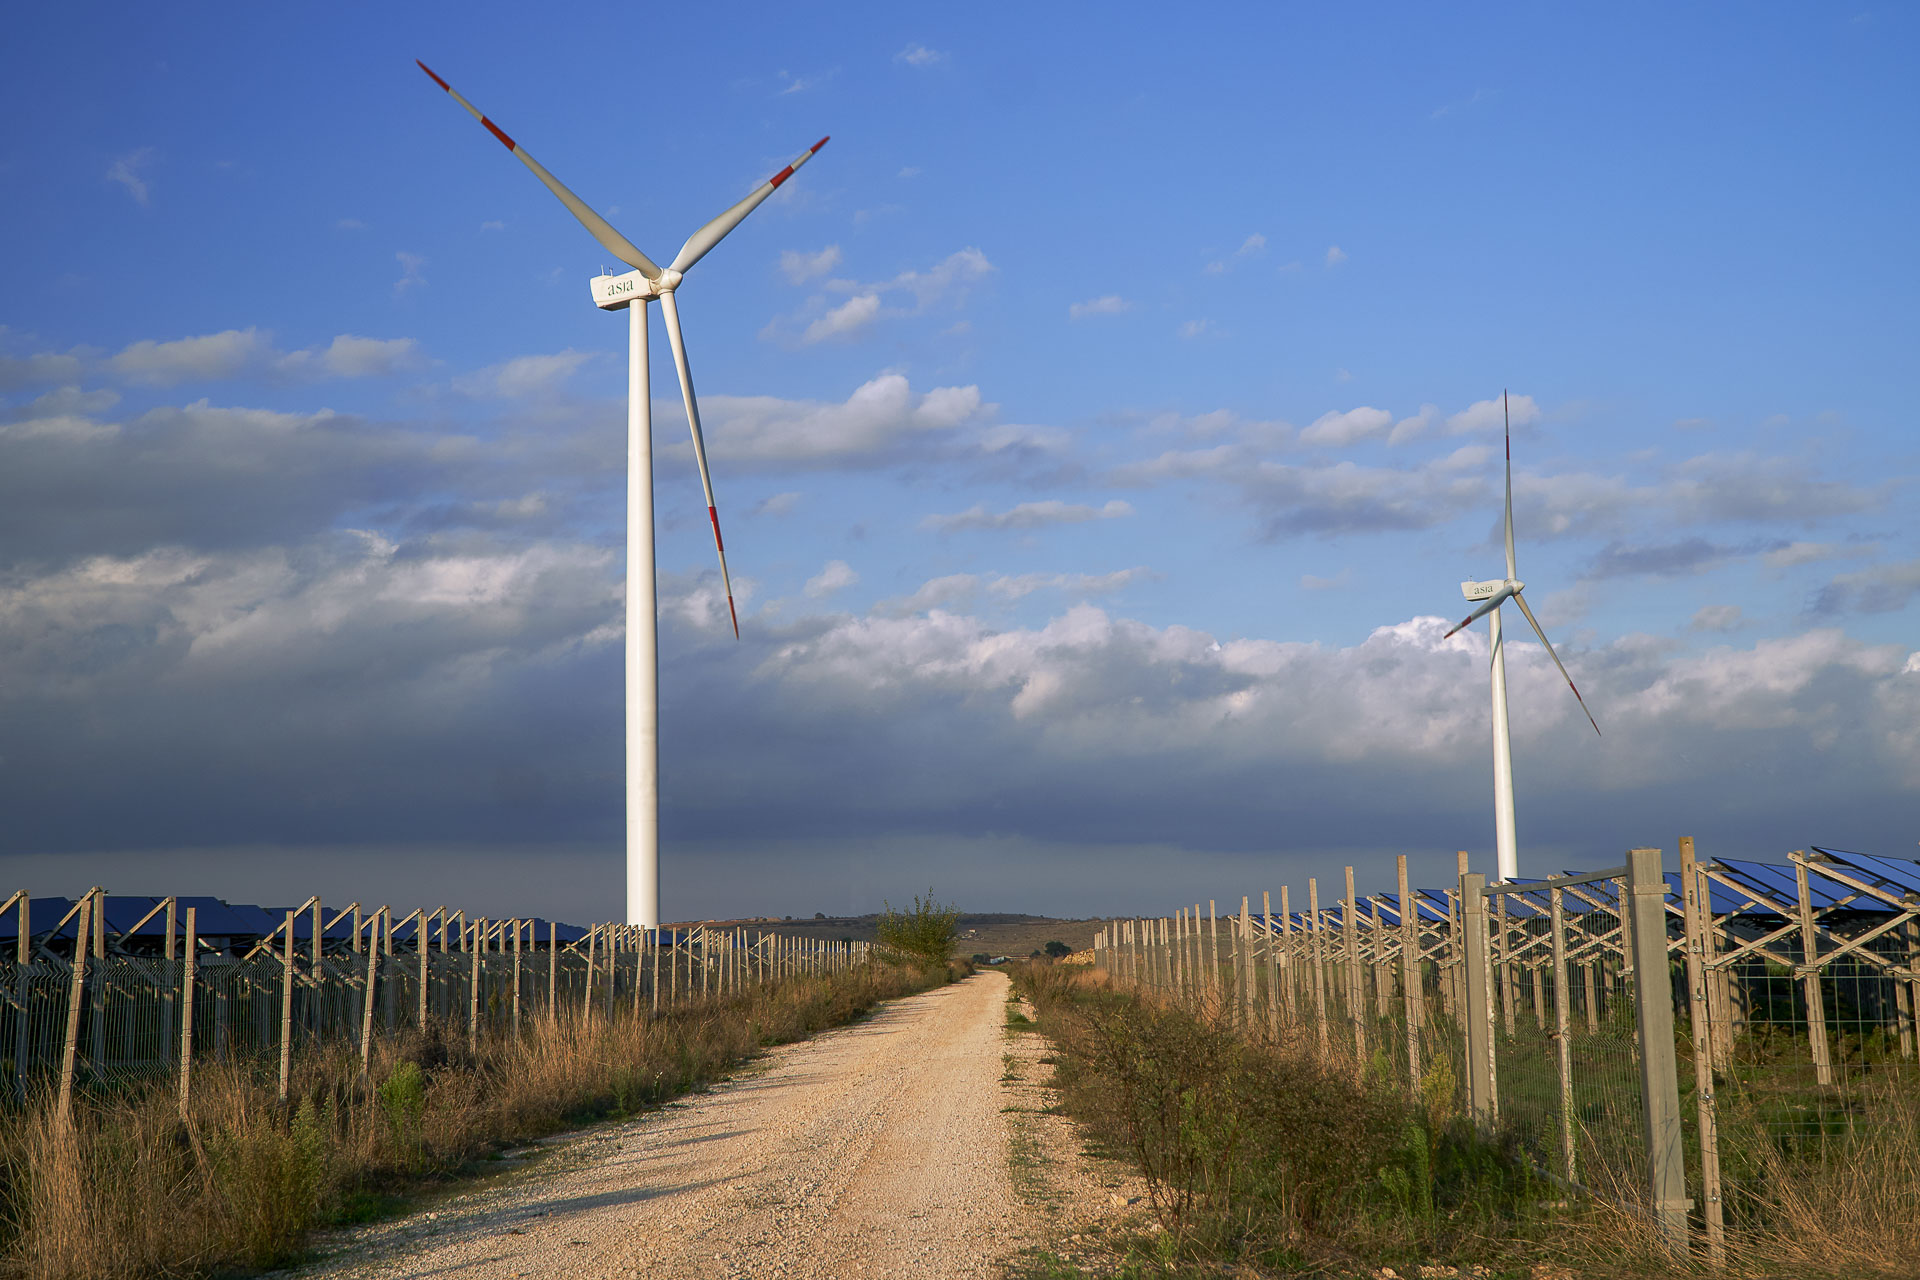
[{"x1": 305, "y1": 970, "x2": 1037, "y2": 1280}]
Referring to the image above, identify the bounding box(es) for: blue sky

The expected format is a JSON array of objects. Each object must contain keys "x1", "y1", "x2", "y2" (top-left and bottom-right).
[{"x1": 2, "y1": 3, "x2": 1915, "y2": 921}]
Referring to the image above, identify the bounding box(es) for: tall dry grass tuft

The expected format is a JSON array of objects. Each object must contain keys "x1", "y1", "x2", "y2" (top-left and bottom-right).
[
  {"x1": 1708, "y1": 1081, "x2": 1920, "y2": 1279},
  {"x1": 0, "y1": 964, "x2": 937, "y2": 1280}
]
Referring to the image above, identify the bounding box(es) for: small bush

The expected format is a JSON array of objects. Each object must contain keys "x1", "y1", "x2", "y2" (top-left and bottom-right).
[{"x1": 874, "y1": 890, "x2": 961, "y2": 968}]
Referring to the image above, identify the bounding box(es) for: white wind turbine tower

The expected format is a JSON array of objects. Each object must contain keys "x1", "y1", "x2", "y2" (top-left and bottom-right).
[
  {"x1": 419, "y1": 61, "x2": 828, "y2": 929},
  {"x1": 1443, "y1": 390, "x2": 1600, "y2": 883}
]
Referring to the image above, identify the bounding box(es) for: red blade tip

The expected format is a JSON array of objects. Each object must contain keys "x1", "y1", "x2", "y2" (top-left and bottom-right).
[
  {"x1": 811, "y1": 136, "x2": 830, "y2": 152},
  {"x1": 416, "y1": 60, "x2": 450, "y2": 91},
  {"x1": 727, "y1": 595, "x2": 740, "y2": 640}
]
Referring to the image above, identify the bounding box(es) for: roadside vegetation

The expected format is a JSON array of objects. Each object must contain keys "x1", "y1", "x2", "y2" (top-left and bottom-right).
[
  {"x1": 1013, "y1": 963, "x2": 1615, "y2": 1279},
  {"x1": 1012, "y1": 963, "x2": 1920, "y2": 1279},
  {"x1": 0, "y1": 961, "x2": 946, "y2": 1280},
  {"x1": 874, "y1": 889, "x2": 962, "y2": 970}
]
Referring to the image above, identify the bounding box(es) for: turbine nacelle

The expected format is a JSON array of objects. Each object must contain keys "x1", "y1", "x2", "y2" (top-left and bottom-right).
[
  {"x1": 590, "y1": 267, "x2": 685, "y2": 310},
  {"x1": 1460, "y1": 578, "x2": 1514, "y2": 601}
]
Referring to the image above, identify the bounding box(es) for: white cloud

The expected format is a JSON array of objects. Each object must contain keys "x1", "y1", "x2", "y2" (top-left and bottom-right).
[
  {"x1": 776, "y1": 68, "x2": 837, "y2": 95},
  {"x1": 394, "y1": 252, "x2": 428, "y2": 295},
  {"x1": 1447, "y1": 394, "x2": 1540, "y2": 435},
  {"x1": 104, "y1": 329, "x2": 424, "y2": 386},
  {"x1": 1301, "y1": 569, "x2": 1352, "y2": 591},
  {"x1": 699, "y1": 373, "x2": 987, "y2": 467},
  {"x1": 986, "y1": 569, "x2": 1146, "y2": 601},
  {"x1": 1388, "y1": 404, "x2": 1440, "y2": 446},
  {"x1": 307, "y1": 335, "x2": 423, "y2": 379},
  {"x1": 800, "y1": 294, "x2": 881, "y2": 344},
  {"x1": 1762, "y1": 541, "x2": 1868, "y2": 570},
  {"x1": 1325, "y1": 245, "x2": 1348, "y2": 268},
  {"x1": 335, "y1": 218, "x2": 368, "y2": 231},
  {"x1": 805, "y1": 559, "x2": 859, "y2": 598},
  {"x1": 1178, "y1": 319, "x2": 1213, "y2": 340},
  {"x1": 921, "y1": 499, "x2": 1133, "y2": 533},
  {"x1": 106, "y1": 148, "x2": 155, "y2": 205},
  {"x1": 1069, "y1": 295, "x2": 1133, "y2": 320},
  {"x1": 454, "y1": 349, "x2": 594, "y2": 399},
  {"x1": 895, "y1": 43, "x2": 945, "y2": 66},
  {"x1": 1298, "y1": 406, "x2": 1392, "y2": 448},
  {"x1": 1205, "y1": 233, "x2": 1268, "y2": 274},
  {"x1": 480, "y1": 220, "x2": 505, "y2": 232},
  {"x1": 766, "y1": 248, "x2": 994, "y2": 347},
  {"x1": 110, "y1": 329, "x2": 271, "y2": 384},
  {"x1": 780, "y1": 245, "x2": 842, "y2": 284}
]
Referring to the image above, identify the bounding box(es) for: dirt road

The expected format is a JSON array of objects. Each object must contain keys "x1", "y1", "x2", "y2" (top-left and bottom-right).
[{"x1": 306, "y1": 971, "x2": 1049, "y2": 1280}]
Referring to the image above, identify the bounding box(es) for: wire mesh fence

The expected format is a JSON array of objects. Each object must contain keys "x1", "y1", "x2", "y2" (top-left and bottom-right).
[
  {"x1": 0, "y1": 889, "x2": 870, "y2": 1125},
  {"x1": 1089, "y1": 840, "x2": 1920, "y2": 1266}
]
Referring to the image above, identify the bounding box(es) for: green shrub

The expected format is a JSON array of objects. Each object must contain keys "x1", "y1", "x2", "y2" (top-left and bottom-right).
[{"x1": 874, "y1": 890, "x2": 961, "y2": 968}]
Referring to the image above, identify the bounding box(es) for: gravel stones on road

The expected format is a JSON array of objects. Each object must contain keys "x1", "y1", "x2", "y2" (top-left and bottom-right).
[{"x1": 304, "y1": 972, "x2": 1037, "y2": 1280}]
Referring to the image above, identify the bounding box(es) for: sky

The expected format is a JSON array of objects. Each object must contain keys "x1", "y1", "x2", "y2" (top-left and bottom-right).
[{"x1": 2, "y1": 3, "x2": 1916, "y2": 923}]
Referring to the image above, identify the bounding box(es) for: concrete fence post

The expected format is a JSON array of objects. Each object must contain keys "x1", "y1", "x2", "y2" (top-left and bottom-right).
[
  {"x1": 1627, "y1": 847, "x2": 1690, "y2": 1257},
  {"x1": 1549, "y1": 884, "x2": 1576, "y2": 1184},
  {"x1": 1460, "y1": 872, "x2": 1495, "y2": 1126},
  {"x1": 1678, "y1": 836, "x2": 1726, "y2": 1267},
  {"x1": 1344, "y1": 867, "x2": 1367, "y2": 1075},
  {"x1": 1308, "y1": 879, "x2": 1330, "y2": 1060},
  {"x1": 278, "y1": 910, "x2": 295, "y2": 1103},
  {"x1": 57, "y1": 896, "x2": 92, "y2": 1130},
  {"x1": 1398, "y1": 856, "x2": 1422, "y2": 1100},
  {"x1": 178, "y1": 908, "x2": 197, "y2": 1120}
]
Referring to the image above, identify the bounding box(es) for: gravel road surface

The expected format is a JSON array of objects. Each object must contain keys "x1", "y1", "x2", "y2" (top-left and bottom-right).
[{"x1": 305, "y1": 971, "x2": 1041, "y2": 1280}]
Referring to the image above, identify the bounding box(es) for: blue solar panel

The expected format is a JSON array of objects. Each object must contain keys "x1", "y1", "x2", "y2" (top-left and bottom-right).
[{"x1": 1810, "y1": 847, "x2": 1920, "y2": 906}]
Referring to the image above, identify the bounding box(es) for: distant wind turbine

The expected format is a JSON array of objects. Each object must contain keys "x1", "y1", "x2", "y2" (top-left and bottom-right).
[
  {"x1": 418, "y1": 60, "x2": 828, "y2": 929},
  {"x1": 1443, "y1": 390, "x2": 1600, "y2": 882}
]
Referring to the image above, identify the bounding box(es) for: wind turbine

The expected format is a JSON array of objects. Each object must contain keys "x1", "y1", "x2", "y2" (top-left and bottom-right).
[
  {"x1": 1443, "y1": 390, "x2": 1600, "y2": 883},
  {"x1": 418, "y1": 61, "x2": 828, "y2": 929}
]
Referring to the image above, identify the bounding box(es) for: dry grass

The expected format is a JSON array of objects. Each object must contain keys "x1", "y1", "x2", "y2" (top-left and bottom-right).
[
  {"x1": 1706, "y1": 1082, "x2": 1920, "y2": 1279},
  {"x1": 1018, "y1": 965, "x2": 1920, "y2": 1279},
  {"x1": 0, "y1": 963, "x2": 942, "y2": 1280}
]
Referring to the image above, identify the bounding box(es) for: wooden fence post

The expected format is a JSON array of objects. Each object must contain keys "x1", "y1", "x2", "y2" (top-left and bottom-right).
[{"x1": 178, "y1": 908, "x2": 197, "y2": 1120}]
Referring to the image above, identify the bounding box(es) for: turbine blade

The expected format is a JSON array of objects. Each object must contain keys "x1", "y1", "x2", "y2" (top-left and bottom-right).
[
  {"x1": 1512, "y1": 590, "x2": 1601, "y2": 736},
  {"x1": 416, "y1": 60, "x2": 661, "y2": 280},
  {"x1": 1442, "y1": 586, "x2": 1515, "y2": 640},
  {"x1": 668, "y1": 138, "x2": 830, "y2": 275},
  {"x1": 1503, "y1": 389, "x2": 1517, "y2": 580},
  {"x1": 657, "y1": 291, "x2": 738, "y2": 638}
]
